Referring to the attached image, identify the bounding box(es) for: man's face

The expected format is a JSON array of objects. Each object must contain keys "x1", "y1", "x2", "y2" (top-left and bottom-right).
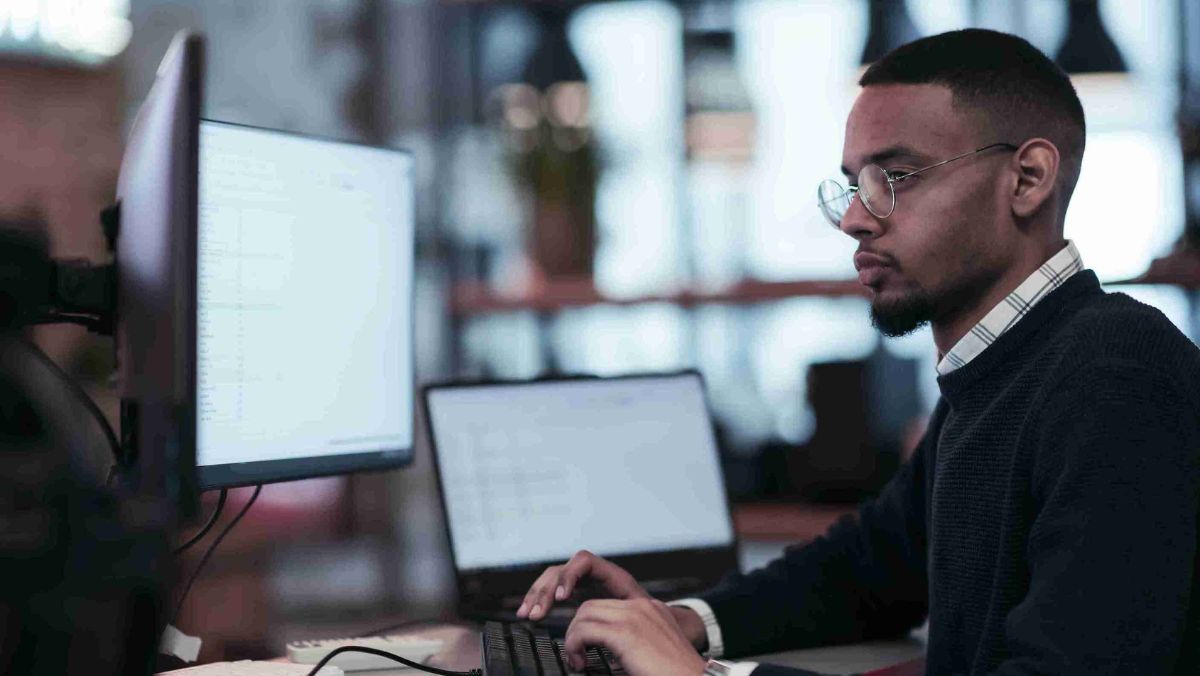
[{"x1": 840, "y1": 84, "x2": 1016, "y2": 336}]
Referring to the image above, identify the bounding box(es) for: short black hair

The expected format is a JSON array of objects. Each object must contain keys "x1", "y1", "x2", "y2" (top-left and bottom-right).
[{"x1": 860, "y1": 29, "x2": 1086, "y2": 216}]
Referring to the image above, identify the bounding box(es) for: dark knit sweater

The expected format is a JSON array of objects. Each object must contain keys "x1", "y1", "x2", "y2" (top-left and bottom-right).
[{"x1": 700, "y1": 271, "x2": 1200, "y2": 675}]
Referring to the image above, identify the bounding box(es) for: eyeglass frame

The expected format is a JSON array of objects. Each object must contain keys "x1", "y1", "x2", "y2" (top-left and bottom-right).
[{"x1": 817, "y1": 142, "x2": 1020, "y2": 227}]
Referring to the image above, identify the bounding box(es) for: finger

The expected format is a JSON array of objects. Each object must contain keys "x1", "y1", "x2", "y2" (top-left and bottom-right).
[
  {"x1": 563, "y1": 620, "x2": 618, "y2": 671},
  {"x1": 562, "y1": 602, "x2": 631, "y2": 670},
  {"x1": 528, "y1": 556, "x2": 592, "y2": 620},
  {"x1": 602, "y1": 564, "x2": 646, "y2": 599},
  {"x1": 517, "y1": 566, "x2": 560, "y2": 619},
  {"x1": 560, "y1": 551, "x2": 647, "y2": 601},
  {"x1": 556, "y1": 550, "x2": 599, "y2": 601},
  {"x1": 527, "y1": 571, "x2": 564, "y2": 620}
]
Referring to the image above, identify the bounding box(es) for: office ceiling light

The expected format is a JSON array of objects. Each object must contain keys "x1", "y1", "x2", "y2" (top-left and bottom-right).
[
  {"x1": 1055, "y1": 0, "x2": 1127, "y2": 74},
  {"x1": 0, "y1": 0, "x2": 131, "y2": 66}
]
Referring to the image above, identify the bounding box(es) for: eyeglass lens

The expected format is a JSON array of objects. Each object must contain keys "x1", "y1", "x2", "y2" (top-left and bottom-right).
[
  {"x1": 816, "y1": 164, "x2": 896, "y2": 227},
  {"x1": 817, "y1": 179, "x2": 850, "y2": 227}
]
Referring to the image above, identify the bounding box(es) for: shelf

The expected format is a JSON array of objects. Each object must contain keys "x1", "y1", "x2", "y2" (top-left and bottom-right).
[
  {"x1": 451, "y1": 277, "x2": 868, "y2": 316},
  {"x1": 1108, "y1": 245, "x2": 1200, "y2": 290},
  {"x1": 733, "y1": 501, "x2": 857, "y2": 542}
]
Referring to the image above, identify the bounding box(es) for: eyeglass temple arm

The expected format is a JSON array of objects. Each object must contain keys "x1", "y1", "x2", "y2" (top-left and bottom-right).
[{"x1": 893, "y1": 142, "x2": 1020, "y2": 182}]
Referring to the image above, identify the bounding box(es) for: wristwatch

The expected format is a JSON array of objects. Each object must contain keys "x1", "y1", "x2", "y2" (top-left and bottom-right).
[{"x1": 704, "y1": 659, "x2": 736, "y2": 675}]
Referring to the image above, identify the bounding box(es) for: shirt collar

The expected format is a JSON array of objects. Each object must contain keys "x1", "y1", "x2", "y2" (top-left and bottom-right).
[{"x1": 936, "y1": 241, "x2": 1084, "y2": 375}]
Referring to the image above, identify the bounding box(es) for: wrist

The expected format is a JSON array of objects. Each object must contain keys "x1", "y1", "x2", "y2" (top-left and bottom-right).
[{"x1": 670, "y1": 606, "x2": 709, "y2": 653}]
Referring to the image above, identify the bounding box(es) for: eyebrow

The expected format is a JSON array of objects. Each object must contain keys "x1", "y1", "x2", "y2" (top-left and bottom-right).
[{"x1": 840, "y1": 145, "x2": 928, "y2": 178}]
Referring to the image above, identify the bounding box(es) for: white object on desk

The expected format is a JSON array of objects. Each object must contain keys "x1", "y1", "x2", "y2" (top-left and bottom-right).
[
  {"x1": 158, "y1": 660, "x2": 342, "y2": 675},
  {"x1": 287, "y1": 634, "x2": 444, "y2": 671},
  {"x1": 161, "y1": 624, "x2": 204, "y2": 663}
]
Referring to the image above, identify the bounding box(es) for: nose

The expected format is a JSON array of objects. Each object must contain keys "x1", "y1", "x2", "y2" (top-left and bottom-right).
[{"x1": 838, "y1": 193, "x2": 883, "y2": 241}]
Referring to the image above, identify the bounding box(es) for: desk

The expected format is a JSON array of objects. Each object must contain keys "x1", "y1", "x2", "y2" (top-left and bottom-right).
[
  {"x1": 344, "y1": 625, "x2": 925, "y2": 675},
  {"x1": 748, "y1": 640, "x2": 925, "y2": 674}
]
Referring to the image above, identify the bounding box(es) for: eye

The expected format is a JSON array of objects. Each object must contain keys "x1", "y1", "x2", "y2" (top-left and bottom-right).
[{"x1": 884, "y1": 169, "x2": 909, "y2": 181}]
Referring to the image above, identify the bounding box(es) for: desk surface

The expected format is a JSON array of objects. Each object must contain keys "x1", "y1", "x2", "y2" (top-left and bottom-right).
[{"x1": 349, "y1": 625, "x2": 925, "y2": 675}]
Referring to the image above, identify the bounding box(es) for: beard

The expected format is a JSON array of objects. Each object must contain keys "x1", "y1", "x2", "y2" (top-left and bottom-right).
[{"x1": 870, "y1": 289, "x2": 936, "y2": 337}]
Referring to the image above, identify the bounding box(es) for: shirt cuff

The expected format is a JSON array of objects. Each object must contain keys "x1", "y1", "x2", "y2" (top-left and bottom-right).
[
  {"x1": 667, "y1": 598, "x2": 725, "y2": 658},
  {"x1": 729, "y1": 663, "x2": 759, "y2": 676}
]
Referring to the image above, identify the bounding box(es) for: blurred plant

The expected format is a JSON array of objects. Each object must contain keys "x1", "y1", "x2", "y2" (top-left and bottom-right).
[{"x1": 488, "y1": 6, "x2": 599, "y2": 281}]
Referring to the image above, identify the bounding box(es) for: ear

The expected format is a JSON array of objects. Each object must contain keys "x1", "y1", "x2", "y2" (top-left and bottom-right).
[{"x1": 1010, "y1": 139, "x2": 1060, "y2": 220}]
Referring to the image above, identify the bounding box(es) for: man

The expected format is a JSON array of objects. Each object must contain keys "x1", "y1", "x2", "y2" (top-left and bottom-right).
[{"x1": 513, "y1": 29, "x2": 1200, "y2": 675}]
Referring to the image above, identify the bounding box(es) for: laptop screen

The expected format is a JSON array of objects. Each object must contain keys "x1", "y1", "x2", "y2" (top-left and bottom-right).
[{"x1": 426, "y1": 373, "x2": 735, "y2": 572}]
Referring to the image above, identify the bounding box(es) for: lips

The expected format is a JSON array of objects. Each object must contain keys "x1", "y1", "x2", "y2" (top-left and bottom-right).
[{"x1": 854, "y1": 251, "x2": 891, "y2": 287}]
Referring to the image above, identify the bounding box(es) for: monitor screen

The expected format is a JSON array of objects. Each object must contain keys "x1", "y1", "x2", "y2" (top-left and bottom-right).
[
  {"x1": 195, "y1": 120, "x2": 414, "y2": 488},
  {"x1": 426, "y1": 373, "x2": 735, "y2": 572}
]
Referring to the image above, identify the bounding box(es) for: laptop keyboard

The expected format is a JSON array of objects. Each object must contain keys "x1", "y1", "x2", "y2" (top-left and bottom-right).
[{"x1": 483, "y1": 621, "x2": 627, "y2": 675}]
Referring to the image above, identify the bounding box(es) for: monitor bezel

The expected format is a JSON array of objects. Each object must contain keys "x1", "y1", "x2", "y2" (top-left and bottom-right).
[
  {"x1": 422, "y1": 370, "x2": 741, "y2": 613},
  {"x1": 194, "y1": 119, "x2": 416, "y2": 489},
  {"x1": 114, "y1": 30, "x2": 204, "y2": 516}
]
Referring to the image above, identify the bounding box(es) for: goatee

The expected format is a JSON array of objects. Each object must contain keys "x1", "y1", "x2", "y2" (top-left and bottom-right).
[{"x1": 870, "y1": 291, "x2": 935, "y2": 337}]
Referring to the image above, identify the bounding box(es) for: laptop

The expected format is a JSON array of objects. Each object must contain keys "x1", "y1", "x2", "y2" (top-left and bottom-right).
[{"x1": 423, "y1": 371, "x2": 739, "y2": 622}]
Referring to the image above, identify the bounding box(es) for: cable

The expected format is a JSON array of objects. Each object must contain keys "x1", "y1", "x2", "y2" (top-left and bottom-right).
[
  {"x1": 172, "y1": 489, "x2": 228, "y2": 555},
  {"x1": 303, "y1": 646, "x2": 481, "y2": 676},
  {"x1": 172, "y1": 484, "x2": 262, "y2": 624},
  {"x1": 19, "y1": 335, "x2": 122, "y2": 464}
]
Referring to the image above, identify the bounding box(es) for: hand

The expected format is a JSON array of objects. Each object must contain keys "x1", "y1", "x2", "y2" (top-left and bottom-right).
[
  {"x1": 517, "y1": 550, "x2": 649, "y2": 621},
  {"x1": 563, "y1": 598, "x2": 708, "y2": 676}
]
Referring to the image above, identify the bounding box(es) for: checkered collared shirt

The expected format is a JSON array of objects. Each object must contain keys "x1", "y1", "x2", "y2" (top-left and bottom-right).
[{"x1": 937, "y1": 241, "x2": 1084, "y2": 375}]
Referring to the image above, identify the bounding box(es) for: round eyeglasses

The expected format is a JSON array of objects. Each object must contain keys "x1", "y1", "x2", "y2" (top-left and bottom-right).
[{"x1": 817, "y1": 142, "x2": 1018, "y2": 228}]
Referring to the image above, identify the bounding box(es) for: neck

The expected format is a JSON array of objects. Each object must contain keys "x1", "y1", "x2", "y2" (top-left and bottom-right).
[{"x1": 931, "y1": 238, "x2": 1067, "y2": 357}]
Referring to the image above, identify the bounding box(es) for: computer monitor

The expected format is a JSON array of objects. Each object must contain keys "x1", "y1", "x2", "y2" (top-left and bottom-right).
[
  {"x1": 115, "y1": 30, "x2": 204, "y2": 516},
  {"x1": 194, "y1": 120, "x2": 415, "y2": 488},
  {"x1": 0, "y1": 29, "x2": 209, "y2": 675}
]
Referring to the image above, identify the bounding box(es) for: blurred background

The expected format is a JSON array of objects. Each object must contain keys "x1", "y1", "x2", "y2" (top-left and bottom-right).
[{"x1": 4, "y1": 0, "x2": 1199, "y2": 663}]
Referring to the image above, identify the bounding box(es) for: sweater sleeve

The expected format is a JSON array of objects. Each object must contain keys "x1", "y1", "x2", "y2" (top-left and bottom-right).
[
  {"x1": 697, "y1": 405, "x2": 940, "y2": 659},
  {"x1": 988, "y1": 360, "x2": 1200, "y2": 675}
]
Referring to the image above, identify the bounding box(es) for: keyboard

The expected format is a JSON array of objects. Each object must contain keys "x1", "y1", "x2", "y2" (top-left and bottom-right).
[{"x1": 483, "y1": 621, "x2": 627, "y2": 675}]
